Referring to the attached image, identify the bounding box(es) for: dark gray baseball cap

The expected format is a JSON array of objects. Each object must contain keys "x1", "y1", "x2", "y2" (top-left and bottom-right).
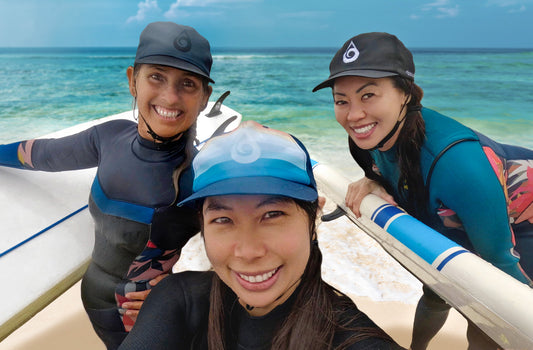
[
  {"x1": 135, "y1": 22, "x2": 214, "y2": 83},
  {"x1": 313, "y1": 32, "x2": 414, "y2": 92}
]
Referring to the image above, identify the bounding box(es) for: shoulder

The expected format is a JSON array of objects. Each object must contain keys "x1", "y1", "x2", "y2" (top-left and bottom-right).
[
  {"x1": 156, "y1": 270, "x2": 213, "y2": 296},
  {"x1": 332, "y1": 294, "x2": 405, "y2": 349},
  {"x1": 420, "y1": 108, "x2": 479, "y2": 156},
  {"x1": 92, "y1": 119, "x2": 137, "y2": 138}
]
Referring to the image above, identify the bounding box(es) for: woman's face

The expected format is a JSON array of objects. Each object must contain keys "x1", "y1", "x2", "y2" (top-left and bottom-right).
[
  {"x1": 333, "y1": 76, "x2": 408, "y2": 151},
  {"x1": 202, "y1": 195, "x2": 311, "y2": 317},
  {"x1": 127, "y1": 64, "x2": 212, "y2": 141}
]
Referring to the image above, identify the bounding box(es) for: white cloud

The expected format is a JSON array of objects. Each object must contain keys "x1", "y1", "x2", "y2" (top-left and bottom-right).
[
  {"x1": 127, "y1": 0, "x2": 160, "y2": 23},
  {"x1": 163, "y1": 0, "x2": 256, "y2": 18},
  {"x1": 486, "y1": 0, "x2": 529, "y2": 12},
  {"x1": 416, "y1": 0, "x2": 459, "y2": 18}
]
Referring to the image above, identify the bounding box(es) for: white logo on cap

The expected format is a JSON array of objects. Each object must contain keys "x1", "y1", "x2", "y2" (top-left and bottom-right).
[
  {"x1": 343, "y1": 41, "x2": 359, "y2": 64},
  {"x1": 231, "y1": 134, "x2": 260, "y2": 164}
]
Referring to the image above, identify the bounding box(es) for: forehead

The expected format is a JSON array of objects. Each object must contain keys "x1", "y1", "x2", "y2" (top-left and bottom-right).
[
  {"x1": 333, "y1": 75, "x2": 393, "y2": 91},
  {"x1": 203, "y1": 195, "x2": 292, "y2": 210},
  {"x1": 141, "y1": 64, "x2": 202, "y2": 78}
]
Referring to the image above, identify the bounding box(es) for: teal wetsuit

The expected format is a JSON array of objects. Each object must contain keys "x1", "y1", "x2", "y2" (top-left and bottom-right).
[
  {"x1": 367, "y1": 108, "x2": 532, "y2": 283},
  {"x1": 351, "y1": 107, "x2": 532, "y2": 349},
  {"x1": 0, "y1": 120, "x2": 200, "y2": 349}
]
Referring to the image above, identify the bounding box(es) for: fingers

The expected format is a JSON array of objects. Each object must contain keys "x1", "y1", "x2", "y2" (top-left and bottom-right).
[
  {"x1": 123, "y1": 274, "x2": 170, "y2": 308},
  {"x1": 149, "y1": 273, "x2": 169, "y2": 286},
  {"x1": 345, "y1": 177, "x2": 397, "y2": 217}
]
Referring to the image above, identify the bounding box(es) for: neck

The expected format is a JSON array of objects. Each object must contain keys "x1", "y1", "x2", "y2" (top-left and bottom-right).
[{"x1": 138, "y1": 113, "x2": 183, "y2": 145}]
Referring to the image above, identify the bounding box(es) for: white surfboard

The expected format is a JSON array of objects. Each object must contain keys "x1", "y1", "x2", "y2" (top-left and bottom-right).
[
  {"x1": 313, "y1": 162, "x2": 533, "y2": 349},
  {"x1": 0, "y1": 92, "x2": 241, "y2": 341}
]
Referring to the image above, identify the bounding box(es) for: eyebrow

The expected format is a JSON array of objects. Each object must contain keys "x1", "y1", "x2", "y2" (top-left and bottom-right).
[
  {"x1": 334, "y1": 81, "x2": 378, "y2": 96},
  {"x1": 203, "y1": 196, "x2": 291, "y2": 214},
  {"x1": 146, "y1": 64, "x2": 198, "y2": 77}
]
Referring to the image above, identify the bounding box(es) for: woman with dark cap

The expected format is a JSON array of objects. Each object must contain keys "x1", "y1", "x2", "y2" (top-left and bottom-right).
[
  {"x1": 119, "y1": 121, "x2": 405, "y2": 350},
  {"x1": 0, "y1": 22, "x2": 213, "y2": 349},
  {"x1": 313, "y1": 32, "x2": 533, "y2": 350}
]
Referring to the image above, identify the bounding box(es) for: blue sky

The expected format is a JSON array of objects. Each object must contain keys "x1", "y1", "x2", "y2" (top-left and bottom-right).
[{"x1": 0, "y1": 0, "x2": 532, "y2": 48}]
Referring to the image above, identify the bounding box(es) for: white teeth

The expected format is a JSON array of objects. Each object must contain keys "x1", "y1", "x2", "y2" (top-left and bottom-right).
[
  {"x1": 155, "y1": 106, "x2": 180, "y2": 118},
  {"x1": 239, "y1": 268, "x2": 277, "y2": 283},
  {"x1": 353, "y1": 123, "x2": 376, "y2": 134}
]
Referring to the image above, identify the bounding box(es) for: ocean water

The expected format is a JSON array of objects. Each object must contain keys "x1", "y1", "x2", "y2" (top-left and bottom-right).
[{"x1": 1, "y1": 47, "x2": 532, "y2": 303}]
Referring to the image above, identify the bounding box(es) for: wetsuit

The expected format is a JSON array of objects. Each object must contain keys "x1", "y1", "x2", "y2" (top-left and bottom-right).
[
  {"x1": 0, "y1": 119, "x2": 200, "y2": 349},
  {"x1": 352, "y1": 107, "x2": 533, "y2": 349},
  {"x1": 119, "y1": 271, "x2": 405, "y2": 350}
]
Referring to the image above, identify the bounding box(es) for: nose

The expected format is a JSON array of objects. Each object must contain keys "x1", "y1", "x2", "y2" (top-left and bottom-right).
[
  {"x1": 347, "y1": 103, "x2": 365, "y2": 121},
  {"x1": 161, "y1": 82, "x2": 182, "y2": 105},
  {"x1": 234, "y1": 230, "x2": 267, "y2": 261}
]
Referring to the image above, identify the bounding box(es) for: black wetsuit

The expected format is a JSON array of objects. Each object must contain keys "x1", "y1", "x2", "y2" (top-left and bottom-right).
[
  {"x1": 0, "y1": 119, "x2": 200, "y2": 349},
  {"x1": 120, "y1": 271, "x2": 405, "y2": 350}
]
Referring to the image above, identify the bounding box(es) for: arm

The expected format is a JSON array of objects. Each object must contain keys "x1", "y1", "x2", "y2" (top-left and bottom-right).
[
  {"x1": 0, "y1": 141, "x2": 27, "y2": 169},
  {"x1": 0, "y1": 123, "x2": 105, "y2": 172},
  {"x1": 119, "y1": 274, "x2": 192, "y2": 349},
  {"x1": 430, "y1": 141, "x2": 531, "y2": 284}
]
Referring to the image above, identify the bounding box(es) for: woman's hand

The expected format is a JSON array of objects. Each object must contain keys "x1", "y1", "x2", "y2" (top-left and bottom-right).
[
  {"x1": 122, "y1": 274, "x2": 169, "y2": 321},
  {"x1": 345, "y1": 177, "x2": 397, "y2": 217}
]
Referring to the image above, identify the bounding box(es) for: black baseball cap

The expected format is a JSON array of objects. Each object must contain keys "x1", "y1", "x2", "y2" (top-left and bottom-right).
[
  {"x1": 135, "y1": 22, "x2": 214, "y2": 83},
  {"x1": 313, "y1": 32, "x2": 414, "y2": 92}
]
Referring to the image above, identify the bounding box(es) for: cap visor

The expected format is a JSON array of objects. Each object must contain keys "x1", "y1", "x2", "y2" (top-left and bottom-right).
[
  {"x1": 136, "y1": 55, "x2": 215, "y2": 83},
  {"x1": 179, "y1": 176, "x2": 318, "y2": 207},
  {"x1": 313, "y1": 70, "x2": 398, "y2": 92}
]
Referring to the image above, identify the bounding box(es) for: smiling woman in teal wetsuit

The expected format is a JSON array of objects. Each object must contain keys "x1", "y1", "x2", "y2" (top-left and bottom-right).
[
  {"x1": 313, "y1": 32, "x2": 533, "y2": 350},
  {"x1": 0, "y1": 22, "x2": 213, "y2": 349}
]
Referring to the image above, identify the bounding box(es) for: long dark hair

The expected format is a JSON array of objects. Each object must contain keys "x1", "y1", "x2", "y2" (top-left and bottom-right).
[
  {"x1": 349, "y1": 77, "x2": 426, "y2": 216},
  {"x1": 204, "y1": 198, "x2": 393, "y2": 349},
  {"x1": 131, "y1": 63, "x2": 210, "y2": 203}
]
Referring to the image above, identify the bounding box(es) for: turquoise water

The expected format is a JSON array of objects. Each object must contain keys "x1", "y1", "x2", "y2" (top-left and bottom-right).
[{"x1": 1, "y1": 47, "x2": 532, "y2": 178}]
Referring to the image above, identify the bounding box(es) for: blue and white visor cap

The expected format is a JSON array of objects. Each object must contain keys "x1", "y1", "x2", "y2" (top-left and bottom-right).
[{"x1": 179, "y1": 121, "x2": 318, "y2": 206}]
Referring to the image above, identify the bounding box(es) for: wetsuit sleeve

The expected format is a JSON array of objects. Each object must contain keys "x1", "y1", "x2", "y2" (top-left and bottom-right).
[
  {"x1": 430, "y1": 141, "x2": 531, "y2": 284},
  {"x1": 119, "y1": 273, "x2": 200, "y2": 349},
  {"x1": 0, "y1": 141, "x2": 25, "y2": 168}
]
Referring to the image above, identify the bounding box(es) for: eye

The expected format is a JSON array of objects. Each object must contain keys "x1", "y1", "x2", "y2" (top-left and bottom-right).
[
  {"x1": 183, "y1": 79, "x2": 196, "y2": 87},
  {"x1": 149, "y1": 73, "x2": 164, "y2": 82},
  {"x1": 334, "y1": 99, "x2": 347, "y2": 106},
  {"x1": 263, "y1": 210, "x2": 285, "y2": 220},
  {"x1": 362, "y1": 92, "x2": 374, "y2": 100},
  {"x1": 211, "y1": 216, "x2": 232, "y2": 224}
]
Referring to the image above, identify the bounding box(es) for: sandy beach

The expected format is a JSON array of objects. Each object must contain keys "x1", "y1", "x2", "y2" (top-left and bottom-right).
[{"x1": 1, "y1": 280, "x2": 467, "y2": 350}]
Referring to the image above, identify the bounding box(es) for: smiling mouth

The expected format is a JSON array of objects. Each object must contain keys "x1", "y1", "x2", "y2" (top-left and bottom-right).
[
  {"x1": 154, "y1": 105, "x2": 182, "y2": 119},
  {"x1": 238, "y1": 267, "x2": 279, "y2": 283},
  {"x1": 352, "y1": 122, "x2": 377, "y2": 134}
]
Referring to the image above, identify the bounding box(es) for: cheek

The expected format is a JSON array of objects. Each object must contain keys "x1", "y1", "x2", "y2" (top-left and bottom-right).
[
  {"x1": 276, "y1": 231, "x2": 310, "y2": 268},
  {"x1": 203, "y1": 234, "x2": 228, "y2": 268},
  {"x1": 334, "y1": 108, "x2": 348, "y2": 126}
]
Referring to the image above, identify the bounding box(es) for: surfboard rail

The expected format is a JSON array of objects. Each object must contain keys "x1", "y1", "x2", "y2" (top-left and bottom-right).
[{"x1": 313, "y1": 161, "x2": 533, "y2": 349}]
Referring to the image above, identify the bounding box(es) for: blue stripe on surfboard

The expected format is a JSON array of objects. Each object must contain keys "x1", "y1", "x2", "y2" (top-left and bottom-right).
[
  {"x1": 0, "y1": 205, "x2": 88, "y2": 259},
  {"x1": 371, "y1": 203, "x2": 460, "y2": 265},
  {"x1": 436, "y1": 249, "x2": 470, "y2": 271}
]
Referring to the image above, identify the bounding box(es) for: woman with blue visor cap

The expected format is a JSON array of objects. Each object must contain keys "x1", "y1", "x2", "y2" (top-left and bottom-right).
[{"x1": 119, "y1": 121, "x2": 405, "y2": 350}]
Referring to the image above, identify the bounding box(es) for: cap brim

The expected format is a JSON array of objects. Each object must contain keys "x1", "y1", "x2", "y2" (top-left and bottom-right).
[
  {"x1": 136, "y1": 55, "x2": 215, "y2": 83},
  {"x1": 312, "y1": 70, "x2": 398, "y2": 92},
  {"x1": 178, "y1": 176, "x2": 318, "y2": 207}
]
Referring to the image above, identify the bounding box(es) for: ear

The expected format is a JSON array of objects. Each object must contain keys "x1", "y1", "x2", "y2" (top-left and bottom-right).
[{"x1": 126, "y1": 66, "x2": 136, "y2": 97}]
